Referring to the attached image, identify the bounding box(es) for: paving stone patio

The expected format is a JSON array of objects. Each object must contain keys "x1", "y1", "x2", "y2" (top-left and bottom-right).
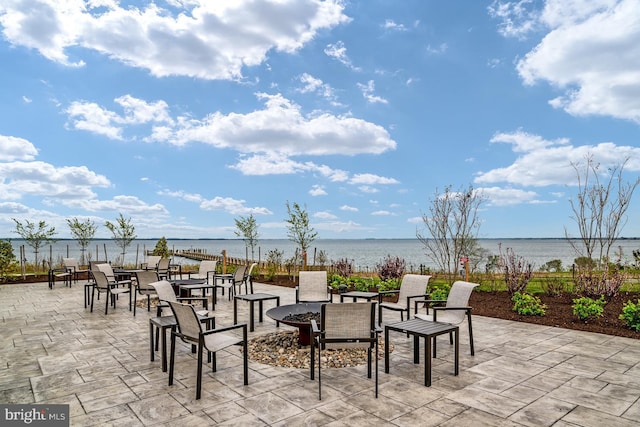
[{"x1": 1, "y1": 279, "x2": 640, "y2": 426}]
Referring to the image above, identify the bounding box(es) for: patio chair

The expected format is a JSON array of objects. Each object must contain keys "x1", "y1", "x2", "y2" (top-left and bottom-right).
[
  {"x1": 188, "y1": 260, "x2": 218, "y2": 283},
  {"x1": 141, "y1": 255, "x2": 161, "y2": 270},
  {"x1": 151, "y1": 279, "x2": 210, "y2": 317},
  {"x1": 90, "y1": 270, "x2": 132, "y2": 315},
  {"x1": 310, "y1": 302, "x2": 381, "y2": 400},
  {"x1": 244, "y1": 262, "x2": 258, "y2": 294},
  {"x1": 156, "y1": 258, "x2": 171, "y2": 280},
  {"x1": 168, "y1": 301, "x2": 248, "y2": 400},
  {"x1": 296, "y1": 271, "x2": 332, "y2": 303},
  {"x1": 378, "y1": 274, "x2": 431, "y2": 323},
  {"x1": 62, "y1": 257, "x2": 88, "y2": 283},
  {"x1": 133, "y1": 270, "x2": 159, "y2": 316},
  {"x1": 414, "y1": 280, "x2": 479, "y2": 355},
  {"x1": 216, "y1": 264, "x2": 248, "y2": 299},
  {"x1": 95, "y1": 263, "x2": 133, "y2": 289}
]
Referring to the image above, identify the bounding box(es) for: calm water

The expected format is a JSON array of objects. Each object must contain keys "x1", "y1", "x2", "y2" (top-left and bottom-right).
[{"x1": 10, "y1": 238, "x2": 640, "y2": 271}]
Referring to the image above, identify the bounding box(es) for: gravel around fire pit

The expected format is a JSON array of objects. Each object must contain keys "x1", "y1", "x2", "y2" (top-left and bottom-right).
[{"x1": 247, "y1": 330, "x2": 393, "y2": 369}]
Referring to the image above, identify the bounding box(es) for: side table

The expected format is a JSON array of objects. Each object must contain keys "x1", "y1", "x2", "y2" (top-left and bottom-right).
[
  {"x1": 385, "y1": 318, "x2": 459, "y2": 386},
  {"x1": 340, "y1": 291, "x2": 378, "y2": 302},
  {"x1": 234, "y1": 293, "x2": 280, "y2": 332}
]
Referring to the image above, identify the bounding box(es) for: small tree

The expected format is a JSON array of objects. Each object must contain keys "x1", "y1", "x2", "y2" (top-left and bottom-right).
[
  {"x1": 234, "y1": 214, "x2": 260, "y2": 262},
  {"x1": 12, "y1": 219, "x2": 57, "y2": 271},
  {"x1": 417, "y1": 185, "x2": 485, "y2": 283},
  {"x1": 104, "y1": 213, "x2": 137, "y2": 265},
  {"x1": 0, "y1": 239, "x2": 18, "y2": 282},
  {"x1": 285, "y1": 201, "x2": 317, "y2": 269},
  {"x1": 565, "y1": 155, "x2": 640, "y2": 266},
  {"x1": 67, "y1": 217, "x2": 97, "y2": 265},
  {"x1": 500, "y1": 246, "x2": 533, "y2": 295},
  {"x1": 152, "y1": 237, "x2": 170, "y2": 258}
]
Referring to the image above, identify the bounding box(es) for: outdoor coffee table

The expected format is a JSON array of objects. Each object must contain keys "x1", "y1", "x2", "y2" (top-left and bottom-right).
[
  {"x1": 385, "y1": 318, "x2": 459, "y2": 386},
  {"x1": 233, "y1": 293, "x2": 280, "y2": 332},
  {"x1": 266, "y1": 303, "x2": 322, "y2": 346},
  {"x1": 340, "y1": 291, "x2": 378, "y2": 302}
]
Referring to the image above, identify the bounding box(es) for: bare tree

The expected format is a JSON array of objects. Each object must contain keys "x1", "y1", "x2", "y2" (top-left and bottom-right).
[
  {"x1": 565, "y1": 155, "x2": 640, "y2": 266},
  {"x1": 417, "y1": 185, "x2": 486, "y2": 283},
  {"x1": 285, "y1": 201, "x2": 317, "y2": 269},
  {"x1": 105, "y1": 213, "x2": 137, "y2": 265},
  {"x1": 12, "y1": 219, "x2": 57, "y2": 271},
  {"x1": 234, "y1": 214, "x2": 260, "y2": 262},
  {"x1": 67, "y1": 217, "x2": 98, "y2": 265}
]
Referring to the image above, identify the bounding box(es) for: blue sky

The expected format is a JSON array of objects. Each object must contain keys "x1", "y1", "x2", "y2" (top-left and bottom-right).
[{"x1": 1, "y1": 0, "x2": 639, "y2": 240}]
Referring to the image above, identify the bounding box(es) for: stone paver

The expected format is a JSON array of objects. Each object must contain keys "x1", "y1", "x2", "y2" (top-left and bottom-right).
[{"x1": 1, "y1": 280, "x2": 640, "y2": 426}]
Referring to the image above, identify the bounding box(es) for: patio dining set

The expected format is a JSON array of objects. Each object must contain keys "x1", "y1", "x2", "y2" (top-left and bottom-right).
[{"x1": 51, "y1": 257, "x2": 479, "y2": 401}]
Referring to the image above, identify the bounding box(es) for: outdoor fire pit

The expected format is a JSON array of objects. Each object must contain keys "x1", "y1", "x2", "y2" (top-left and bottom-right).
[{"x1": 266, "y1": 303, "x2": 322, "y2": 346}]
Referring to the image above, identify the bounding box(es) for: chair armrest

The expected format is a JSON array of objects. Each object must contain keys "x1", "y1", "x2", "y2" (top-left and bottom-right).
[
  {"x1": 311, "y1": 319, "x2": 320, "y2": 334},
  {"x1": 414, "y1": 298, "x2": 447, "y2": 312},
  {"x1": 176, "y1": 296, "x2": 208, "y2": 305},
  {"x1": 432, "y1": 306, "x2": 472, "y2": 312},
  {"x1": 202, "y1": 322, "x2": 246, "y2": 335}
]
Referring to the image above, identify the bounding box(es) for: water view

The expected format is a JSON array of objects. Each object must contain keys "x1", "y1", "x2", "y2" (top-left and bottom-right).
[{"x1": 10, "y1": 238, "x2": 640, "y2": 271}]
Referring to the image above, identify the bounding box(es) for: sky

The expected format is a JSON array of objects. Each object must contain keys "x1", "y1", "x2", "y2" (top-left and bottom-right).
[{"x1": 1, "y1": 0, "x2": 640, "y2": 241}]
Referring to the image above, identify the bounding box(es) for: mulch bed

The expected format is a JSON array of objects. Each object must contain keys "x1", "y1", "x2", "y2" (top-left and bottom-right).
[{"x1": 470, "y1": 291, "x2": 640, "y2": 339}]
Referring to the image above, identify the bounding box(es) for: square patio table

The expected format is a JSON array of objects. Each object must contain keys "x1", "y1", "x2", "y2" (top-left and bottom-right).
[
  {"x1": 385, "y1": 318, "x2": 459, "y2": 386},
  {"x1": 340, "y1": 291, "x2": 378, "y2": 302},
  {"x1": 233, "y1": 293, "x2": 280, "y2": 332}
]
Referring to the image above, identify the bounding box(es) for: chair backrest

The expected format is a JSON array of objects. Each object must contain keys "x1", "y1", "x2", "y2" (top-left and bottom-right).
[
  {"x1": 168, "y1": 301, "x2": 203, "y2": 344},
  {"x1": 91, "y1": 270, "x2": 110, "y2": 291},
  {"x1": 199, "y1": 260, "x2": 217, "y2": 276},
  {"x1": 63, "y1": 258, "x2": 78, "y2": 270},
  {"x1": 444, "y1": 281, "x2": 479, "y2": 323},
  {"x1": 151, "y1": 280, "x2": 177, "y2": 304},
  {"x1": 135, "y1": 270, "x2": 159, "y2": 294},
  {"x1": 90, "y1": 261, "x2": 108, "y2": 271},
  {"x1": 95, "y1": 263, "x2": 115, "y2": 280},
  {"x1": 322, "y1": 302, "x2": 375, "y2": 350},
  {"x1": 246, "y1": 263, "x2": 257, "y2": 277},
  {"x1": 145, "y1": 256, "x2": 161, "y2": 269},
  {"x1": 157, "y1": 258, "x2": 170, "y2": 273},
  {"x1": 397, "y1": 274, "x2": 431, "y2": 308},
  {"x1": 298, "y1": 271, "x2": 329, "y2": 302},
  {"x1": 233, "y1": 265, "x2": 247, "y2": 282}
]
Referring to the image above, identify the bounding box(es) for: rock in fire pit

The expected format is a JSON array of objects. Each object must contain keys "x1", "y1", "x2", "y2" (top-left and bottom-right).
[{"x1": 247, "y1": 330, "x2": 393, "y2": 369}]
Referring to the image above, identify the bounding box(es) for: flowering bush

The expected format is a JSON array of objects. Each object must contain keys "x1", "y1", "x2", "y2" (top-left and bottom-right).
[
  {"x1": 376, "y1": 255, "x2": 406, "y2": 281},
  {"x1": 500, "y1": 247, "x2": 533, "y2": 294}
]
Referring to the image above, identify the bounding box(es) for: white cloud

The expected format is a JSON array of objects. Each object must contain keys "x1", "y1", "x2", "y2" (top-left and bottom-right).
[
  {"x1": 358, "y1": 186, "x2": 379, "y2": 194},
  {"x1": 475, "y1": 130, "x2": 640, "y2": 187},
  {"x1": 371, "y1": 210, "x2": 394, "y2": 216},
  {"x1": 0, "y1": 135, "x2": 38, "y2": 161},
  {"x1": 324, "y1": 40, "x2": 360, "y2": 71},
  {"x1": 314, "y1": 211, "x2": 337, "y2": 220},
  {"x1": 357, "y1": 80, "x2": 388, "y2": 104},
  {"x1": 160, "y1": 189, "x2": 272, "y2": 215},
  {"x1": 75, "y1": 93, "x2": 396, "y2": 157},
  {"x1": 340, "y1": 205, "x2": 358, "y2": 212},
  {"x1": 488, "y1": 0, "x2": 541, "y2": 39},
  {"x1": 0, "y1": 0, "x2": 350, "y2": 80},
  {"x1": 309, "y1": 185, "x2": 327, "y2": 196},
  {"x1": 478, "y1": 186, "x2": 542, "y2": 206},
  {"x1": 296, "y1": 73, "x2": 342, "y2": 106},
  {"x1": 382, "y1": 20, "x2": 407, "y2": 31},
  {"x1": 350, "y1": 173, "x2": 399, "y2": 185},
  {"x1": 512, "y1": 0, "x2": 640, "y2": 123},
  {"x1": 0, "y1": 160, "x2": 110, "y2": 201}
]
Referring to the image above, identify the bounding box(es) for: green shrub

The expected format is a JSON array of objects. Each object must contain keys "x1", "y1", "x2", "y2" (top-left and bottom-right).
[
  {"x1": 430, "y1": 284, "x2": 450, "y2": 302},
  {"x1": 572, "y1": 296, "x2": 606, "y2": 321},
  {"x1": 619, "y1": 300, "x2": 640, "y2": 331},
  {"x1": 512, "y1": 292, "x2": 546, "y2": 316}
]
